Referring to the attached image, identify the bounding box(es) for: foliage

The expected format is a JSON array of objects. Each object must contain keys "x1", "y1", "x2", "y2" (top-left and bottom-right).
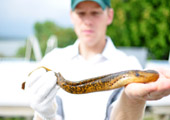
[
  {"x1": 16, "y1": 0, "x2": 170, "y2": 60},
  {"x1": 108, "y1": 0, "x2": 170, "y2": 59},
  {"x1": 34, "y1": 21, "x2": 57, "y2": 56},
  {"x1": 34, "y1": 21, "x2": 77, "y2": 56},
  {"x1": 16, "y1": 46, "x2": 26, "y2": 58},
  {"x1": 16, "y1": 21, "x2": 77, "y2": 59},
  {"x1": 0, "y1": 53, "x2": 5, "y2": 57},
  {"x1": 16, "y1": 45, "x2": 36, "y2": 60},
  {"x1": 0, "y1": 117, "x2": 25, "y2": 120}
]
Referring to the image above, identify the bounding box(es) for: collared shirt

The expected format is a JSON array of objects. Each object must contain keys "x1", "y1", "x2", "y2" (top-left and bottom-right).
[{"x1": 40, "y1": 37, "x2": 142, "y2": 120}]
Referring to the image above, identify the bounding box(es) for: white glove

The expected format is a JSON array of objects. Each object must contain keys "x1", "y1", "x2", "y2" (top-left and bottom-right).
[{"x1": 25, "y1": 68, "x2": 60, "y2": 120}]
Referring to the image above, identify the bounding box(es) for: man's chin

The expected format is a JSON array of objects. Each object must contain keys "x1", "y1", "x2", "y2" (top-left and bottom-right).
[{"x1": 84, "y1": 40, "x2": 97, "y2": 47}]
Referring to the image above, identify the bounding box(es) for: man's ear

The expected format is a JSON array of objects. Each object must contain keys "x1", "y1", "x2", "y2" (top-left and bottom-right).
[
  {"x1": 107, "y1": 8, "x2": 114, "y2": 25},
  {"x1": 70, "y1": 10, "x2": 74, "y2": 24}
]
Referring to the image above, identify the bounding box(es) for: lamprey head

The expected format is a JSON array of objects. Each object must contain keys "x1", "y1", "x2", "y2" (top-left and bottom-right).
[{"x1": 127, "y1": 70, "x2": 159, "y2": 83}]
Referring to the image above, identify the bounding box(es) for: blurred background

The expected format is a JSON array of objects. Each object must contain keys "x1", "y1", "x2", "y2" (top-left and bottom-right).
[{"x1": 0, "y1": 0, "x2": 170, "y2": 120}]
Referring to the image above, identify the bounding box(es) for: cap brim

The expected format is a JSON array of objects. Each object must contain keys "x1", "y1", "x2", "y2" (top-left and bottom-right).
[{"x1": 71, "y1": 0, "x2": 106, "y2": 10}]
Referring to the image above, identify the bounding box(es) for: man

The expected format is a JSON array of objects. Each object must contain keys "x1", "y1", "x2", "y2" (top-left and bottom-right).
[{"x1": 25, "y1": 0, "x2": 170, "y2": 120}]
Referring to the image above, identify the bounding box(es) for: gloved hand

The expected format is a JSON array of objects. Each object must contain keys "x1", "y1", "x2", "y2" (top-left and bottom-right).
[{"x1": 25, "y1": 68, "x2": 61, "y2": 120}]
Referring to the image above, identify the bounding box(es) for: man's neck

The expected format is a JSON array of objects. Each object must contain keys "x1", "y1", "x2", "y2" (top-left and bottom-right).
[{"x1": 79, "y1": 39, "x2": 106, "y2": 60}]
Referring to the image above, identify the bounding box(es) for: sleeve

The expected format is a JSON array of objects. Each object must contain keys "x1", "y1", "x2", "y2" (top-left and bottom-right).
[{"x1": 105, "y1": 88, "x2": 123, "y2": 120}]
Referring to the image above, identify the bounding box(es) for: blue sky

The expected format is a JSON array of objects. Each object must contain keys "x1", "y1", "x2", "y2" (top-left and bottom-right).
[{"x1": 0, "y1": 0, "x2": 72, "y2": 38}]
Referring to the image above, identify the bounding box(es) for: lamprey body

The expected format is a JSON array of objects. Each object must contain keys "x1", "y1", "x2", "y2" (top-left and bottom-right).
[{"x1": 22, "y1": 66, "x2": 159, "y2": 94}]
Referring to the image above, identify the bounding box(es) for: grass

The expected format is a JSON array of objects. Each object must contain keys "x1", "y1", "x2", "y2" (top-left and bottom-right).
[
  {"x1": 144, "y1": 116, "x2": 154, "y2": 120},
  {"x1": 0, "y1": 117, "x2": 30, "y2": 120},
  {"x1": 0, "y1": 116, "x2": 154, "y2": 120}
]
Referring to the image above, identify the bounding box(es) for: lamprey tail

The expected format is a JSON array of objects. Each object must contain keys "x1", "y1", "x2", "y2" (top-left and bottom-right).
[{"x1": 22, "y1": 66, "x2": 52, "y2": 89}]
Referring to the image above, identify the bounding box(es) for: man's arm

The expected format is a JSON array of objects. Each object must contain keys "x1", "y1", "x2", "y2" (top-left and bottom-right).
[{"x1": 110, "y1": 90, "x2": 145, "y2": 120}]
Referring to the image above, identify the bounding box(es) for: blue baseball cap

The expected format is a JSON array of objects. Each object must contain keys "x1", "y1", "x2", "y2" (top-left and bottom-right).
[{"x1": 71, "y1": 0, "x2": 111, "y2": 10}]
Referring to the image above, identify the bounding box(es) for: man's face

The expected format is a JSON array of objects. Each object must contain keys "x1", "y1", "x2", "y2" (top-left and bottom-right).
[{"x1": 71, "y1": 1, "x2": 113, "y2": 47}]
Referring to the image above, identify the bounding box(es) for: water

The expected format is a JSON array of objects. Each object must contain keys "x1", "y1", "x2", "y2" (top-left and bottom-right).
[{"x1": 0, "y1": 39, "x2": 26, "y2": 57}]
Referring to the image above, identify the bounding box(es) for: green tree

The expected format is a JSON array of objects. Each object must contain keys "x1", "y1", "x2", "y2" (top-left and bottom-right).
[
  {"x1": 108, "y1": 0, "x2": 170, "y2": 59},
  {"x1": 16, "y1": 21, "x2": 77, "y2": 59},
  {"x1": 34, "y1": 21, "x2": 77, "y2": 56}
]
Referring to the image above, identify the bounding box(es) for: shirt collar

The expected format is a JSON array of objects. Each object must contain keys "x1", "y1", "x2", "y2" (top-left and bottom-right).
[
  {"x1": 69, "y1": 36, "x2": 117, "y2": 60},
  {"x1": 69, "y1": 40, "x2": 80, "y2": 59},
  {"x1": 101, "y1": 36, "x2": 117, "y2": 60}
]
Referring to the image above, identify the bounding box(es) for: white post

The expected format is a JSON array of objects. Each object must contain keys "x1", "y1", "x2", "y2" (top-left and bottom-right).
[
  {"x1": 25, "y1": 35, "x2": 42, "y2": 61},
  {"x1": 25, "y1": 38, "x2": 32, "y2": 61},
  {"x1": 45, "y1": 35, "x2": 58, "y2": 54}
]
